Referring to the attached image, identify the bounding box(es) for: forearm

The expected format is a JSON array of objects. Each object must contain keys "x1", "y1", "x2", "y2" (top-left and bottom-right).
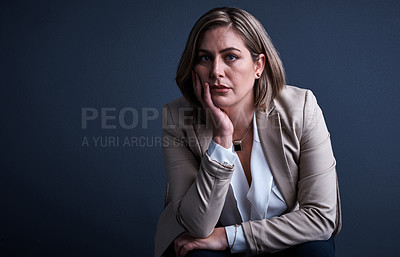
[
  {"x1": 176, "y1": 152, "x2": 234, "y2": 238},
  {"x1": 242, "y1": 205, "x2": 336, "y2": 253},
  {"x1": 163, "y1": 126, "x2": 237, "y2": 238},
  {"x1": 242, "y1": 163, "x2": 338, "y2": 253}
]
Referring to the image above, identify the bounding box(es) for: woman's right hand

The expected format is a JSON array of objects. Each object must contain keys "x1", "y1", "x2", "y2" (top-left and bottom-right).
[
  {"x1": 174, "y1": 227, "x2": 229, "y2": 257},
  {"x1": 192, "y1": 71, "x2": 233, "y2": 149}
]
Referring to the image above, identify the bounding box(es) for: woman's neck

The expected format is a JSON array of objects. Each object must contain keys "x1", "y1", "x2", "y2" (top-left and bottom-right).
[{"x1": 224, "y1": 105, "x2": 255, "y2": 139}]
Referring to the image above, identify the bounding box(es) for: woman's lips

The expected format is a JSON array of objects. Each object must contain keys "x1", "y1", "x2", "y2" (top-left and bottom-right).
[{"x1": 210, "y1": 85, "x2": 230, "y2": 93}]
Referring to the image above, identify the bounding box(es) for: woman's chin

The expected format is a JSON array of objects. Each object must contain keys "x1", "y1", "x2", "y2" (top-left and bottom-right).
[{"x1": 211, "y1": 95, "x2": 233, "y2": 109}]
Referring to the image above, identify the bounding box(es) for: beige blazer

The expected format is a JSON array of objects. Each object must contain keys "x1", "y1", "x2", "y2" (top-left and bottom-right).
[{"x1": 154, "y1": 85, "x2": 342, "y2": 257}]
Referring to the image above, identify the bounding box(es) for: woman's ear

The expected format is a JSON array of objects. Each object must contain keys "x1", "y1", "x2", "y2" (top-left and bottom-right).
[{"x1": 254, "y1": 53, "x2": 266, "y2": 79}]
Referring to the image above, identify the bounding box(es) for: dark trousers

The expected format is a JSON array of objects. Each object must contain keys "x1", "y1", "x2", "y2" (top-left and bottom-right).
[{"x1": 163, "y1": 236, "x2": 335, "y2": 257}]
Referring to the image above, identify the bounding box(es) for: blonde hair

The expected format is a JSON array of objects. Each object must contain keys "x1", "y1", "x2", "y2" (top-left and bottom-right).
[{"x1": 176, "y1": 7, "x2": 286, "y2": 110}]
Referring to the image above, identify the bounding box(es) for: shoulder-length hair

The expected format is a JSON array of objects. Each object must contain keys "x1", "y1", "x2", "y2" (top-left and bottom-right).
[{"x1": 175, "y1": 7, "x2": 286, "y2": 111}]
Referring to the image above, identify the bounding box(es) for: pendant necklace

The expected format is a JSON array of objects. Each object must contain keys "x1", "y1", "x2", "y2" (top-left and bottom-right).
[{"x1": 232, "y1": 121, "x2": 253, "y2": 152}]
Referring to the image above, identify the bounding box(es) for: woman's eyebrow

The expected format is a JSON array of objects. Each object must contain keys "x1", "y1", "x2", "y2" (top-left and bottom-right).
[
  {"x1": 220, "y1": 47, "x2": 241, "y2": 53},
  {"x1": 198, "y1": 47, "x2": 241, "y2": 54}
]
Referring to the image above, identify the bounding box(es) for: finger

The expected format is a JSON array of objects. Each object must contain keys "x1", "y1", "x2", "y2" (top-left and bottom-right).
[
  {"x1": 179, "y1": 242, "x2": 195, "y2": 257},
  {"x1": 174, "y1": 238, "x2": 185, "y2": 257},
  {"x1": 203, "y1": 82, "x2": 222, "y2": 115},
  {"x1": 191, "y1": 71, "x2": 199, "y2": 98},
  {"x1": 192, "y1": 72, "x2": 204, "y2": 106},
  {"x1": 174, "y1": 234, "x2": 184, "y2": 256},
  {"x1": 202, "y1": 82, "x2": 214, "y2": 108},
  {"x1": 174, "y1": 234, "x2": 191, "y2": 257}
]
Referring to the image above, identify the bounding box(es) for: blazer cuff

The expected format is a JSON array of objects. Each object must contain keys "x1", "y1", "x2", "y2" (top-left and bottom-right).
[
  {"x1": 202, "y1": 152, "x2": 234, "y2": 179},
  {"x1": 208, "y1": 140, "x2": 237, "y2": 166},
  {"x1": 242, "y1": 221, "x2": 275, "y2": 254}
]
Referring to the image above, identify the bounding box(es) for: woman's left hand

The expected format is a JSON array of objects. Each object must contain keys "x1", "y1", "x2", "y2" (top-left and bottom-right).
[{"x1": 174, "y1": 227, "x2": 229, "y2": 257}]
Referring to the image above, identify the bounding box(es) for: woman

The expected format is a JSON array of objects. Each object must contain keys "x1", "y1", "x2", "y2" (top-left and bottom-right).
[{"x1": 155, "y1": 7, "x2": 341, "y2": 257}]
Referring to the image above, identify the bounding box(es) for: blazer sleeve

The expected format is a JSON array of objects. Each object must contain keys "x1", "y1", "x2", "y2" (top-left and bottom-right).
[
  {"x1": 162, "y1": 103, "x2": 234, "y2": 238},
  {"x1": 242, "y1": 90, "x2": 340, "y2": 253}
]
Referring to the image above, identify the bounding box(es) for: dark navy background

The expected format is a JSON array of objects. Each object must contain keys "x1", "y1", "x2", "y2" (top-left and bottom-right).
[{"x1": 1, "y1": 0, "x2": 399, "y2": 256}]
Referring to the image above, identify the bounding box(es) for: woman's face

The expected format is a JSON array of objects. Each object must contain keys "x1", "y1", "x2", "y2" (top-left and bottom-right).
[{"x1": 194, "y1": 26, "x2": 265, "y2": 110}]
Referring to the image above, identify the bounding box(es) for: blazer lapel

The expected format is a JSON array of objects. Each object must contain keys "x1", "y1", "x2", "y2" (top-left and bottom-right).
[{"x1": 256, "y1": 109, "x2": 297, "y2": 211}]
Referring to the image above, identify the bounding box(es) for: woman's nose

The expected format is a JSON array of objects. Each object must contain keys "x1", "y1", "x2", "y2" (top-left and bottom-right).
[{"x1": 210, "y1": 58, "x2": 224, "y2": 78}]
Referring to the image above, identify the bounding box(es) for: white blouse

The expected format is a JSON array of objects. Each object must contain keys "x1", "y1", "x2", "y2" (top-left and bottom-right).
[{"x1": 208, "y1": 114, "x2": 287, "y2": 253}]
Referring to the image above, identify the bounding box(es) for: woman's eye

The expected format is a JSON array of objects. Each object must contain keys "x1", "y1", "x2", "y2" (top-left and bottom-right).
[
  {"x1": 199, "y1": 55, "x2": 210, "y2": 62},
  {"x1": 226, "y1": 54, "x2": 238, "y2": 61}
]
